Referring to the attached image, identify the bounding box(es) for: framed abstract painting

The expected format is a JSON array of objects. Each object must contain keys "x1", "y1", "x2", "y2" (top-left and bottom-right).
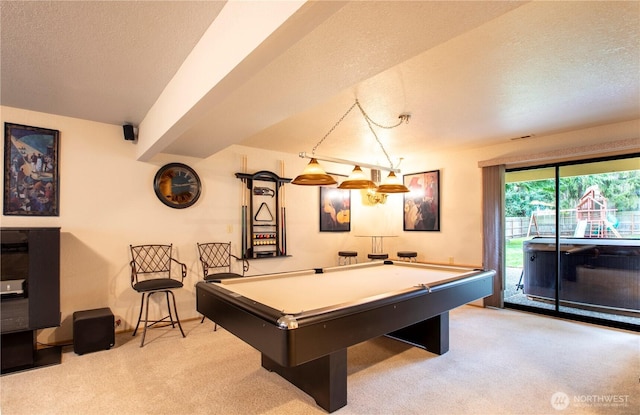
[{"x1": 4, "y1": 123, "x2": 60, "y2": 216}]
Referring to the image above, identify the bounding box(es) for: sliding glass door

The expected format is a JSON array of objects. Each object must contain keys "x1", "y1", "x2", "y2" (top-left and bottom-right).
[
  {"x1": 504, "y1": 155, "x2": 639, "y2": 330},
  {"x1": 504, "y1": 167, "x2": 557, "y2": 311}
]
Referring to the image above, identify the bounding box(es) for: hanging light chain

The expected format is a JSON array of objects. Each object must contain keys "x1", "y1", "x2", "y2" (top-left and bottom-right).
[
  {"x1": 356, "y1": 99, "x2": 406, "y2": 129},
  {"x1": 355, "y1": 99, "x2": 408, "y2": 169},
  {"x1": 312, "y1": 101, "x2": 358, "y2": 155},
  {"x1": 359, "y1": 105, "x2": 394, "y2": 169},
  {"x1": 311, "y1": 99, "x2": 410, "y2": 169}
]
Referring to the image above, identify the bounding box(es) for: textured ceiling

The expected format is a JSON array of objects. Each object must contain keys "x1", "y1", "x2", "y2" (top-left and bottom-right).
[
  {"x1": 0, "y1": 1, "x2": 226, "y2": 125},
  {"x1": 1, "y1": 1, "x2": 639, "y2": 166}
]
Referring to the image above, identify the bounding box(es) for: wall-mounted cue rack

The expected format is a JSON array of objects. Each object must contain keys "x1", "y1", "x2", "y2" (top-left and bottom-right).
[{"x1": 235, "y1": 170, "x2": 291, "y2": 259}]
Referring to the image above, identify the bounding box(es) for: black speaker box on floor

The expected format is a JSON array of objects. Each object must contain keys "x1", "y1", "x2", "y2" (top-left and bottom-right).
[{"x1": 73, "y1": 308, "x2": 115, "y2": 355}]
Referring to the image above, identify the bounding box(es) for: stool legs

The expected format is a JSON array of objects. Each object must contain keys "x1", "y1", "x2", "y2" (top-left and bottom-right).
[
  {"x1": 134, "y1": 289, "x2": 185, "y2": 347},
  {"x1": 133, "y1": 293, "x2": 145, "y2": 336},
  {"x1": 200, "y1": 315, "x2": 219, "y2": 331},
  {"x1": 399, "y1": 256, "x2": 417, "y2": 263},
  {"x1": 339, "y1": 256, "x2": 357, "y2": 265}
]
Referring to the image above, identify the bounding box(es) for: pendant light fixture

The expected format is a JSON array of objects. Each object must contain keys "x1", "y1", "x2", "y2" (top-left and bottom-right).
[
  {"x1": 337, "y1": 166, "x2": 375, "y2": 189},
  {"x1": 290, "y1": 158, "x2": 336, "y2": 185},
  {"x1": 292, "y1": 99, "x2": 411, "y2": 193},
  {"x1": 376, "y1": 171, "x2": 408, "y2": 193}
]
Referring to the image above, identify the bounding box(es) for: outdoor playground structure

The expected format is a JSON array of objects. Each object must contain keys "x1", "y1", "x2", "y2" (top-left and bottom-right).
[{"x1": 527, "y1": 185, "x2": 622, "y2": 238}]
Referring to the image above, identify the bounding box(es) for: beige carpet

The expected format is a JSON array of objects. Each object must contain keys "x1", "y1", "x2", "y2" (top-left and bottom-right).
[{"x1": 1, "y1": 306, "x2": 638, "y2": 415}]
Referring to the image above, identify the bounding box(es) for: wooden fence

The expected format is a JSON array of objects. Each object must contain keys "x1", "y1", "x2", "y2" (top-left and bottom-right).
[{"x1": 506, "y1": 211, "x2": 640, "y2": 239}]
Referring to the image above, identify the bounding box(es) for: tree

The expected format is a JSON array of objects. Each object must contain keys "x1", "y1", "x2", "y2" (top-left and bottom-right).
[
  {"x1": 506, "y1": 179, "x2": 555, "y2": 217},
  {"x1": 560, "y1": 171, "x2": 640, "y2": 212},
  {"x1": 506, "y1": 170, "x2": 640, "y2": 217}
]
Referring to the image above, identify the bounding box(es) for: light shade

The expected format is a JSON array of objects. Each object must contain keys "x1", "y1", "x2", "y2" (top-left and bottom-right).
[
  {"x1": 291, "y1": 158, "x2": 337, "y2": 185},
  {"x1": 375, "y1": 171, "x2": 410, "y2": 193},
  {"x1": 338, "y1": 166, "x2": 375, "y2": 190}
]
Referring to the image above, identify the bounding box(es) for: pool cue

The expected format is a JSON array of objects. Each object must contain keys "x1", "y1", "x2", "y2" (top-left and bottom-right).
[
  {"x1": 241, "y1": 155, "x2": 248, "y2": 258},
  {"x1": 280, "y1": 160, "x2": 287, "y2": 256}
]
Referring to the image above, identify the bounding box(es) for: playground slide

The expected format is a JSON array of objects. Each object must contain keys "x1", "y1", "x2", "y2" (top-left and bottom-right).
[
  {"x1": 604, "y1": 220, "x2": 622, "y2": 237},
  {"x1": 574, "y1": 220, "x2": 587, "y2": 237}
]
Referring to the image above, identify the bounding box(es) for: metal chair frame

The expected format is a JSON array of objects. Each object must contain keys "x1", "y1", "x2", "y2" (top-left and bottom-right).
[
  {"x1": 197, "y1": 242, "x2": 249, "y2": 329},
  {"x1": 130, "y1": 244, "x2": 186, "y2": 347}
]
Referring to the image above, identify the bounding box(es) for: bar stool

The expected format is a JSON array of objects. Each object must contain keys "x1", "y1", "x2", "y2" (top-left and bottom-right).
[
  {"x1": 367, "y1": 253, "x2": 389, "y2": 261},
  {"x1": 397, "y1": 251, "x2": 418, "y2": 262},
  {"x1": 338, "y1": 251, "x2": 358, "y2": 265}
]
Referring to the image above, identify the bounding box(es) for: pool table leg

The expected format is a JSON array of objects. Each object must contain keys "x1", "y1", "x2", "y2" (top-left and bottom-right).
[
  {"x1": 387, "y1": 312, "x2": 450, "y2": 355},
  {"x1": 261, "y1": 349, "x2": 347, "y2": 413}
]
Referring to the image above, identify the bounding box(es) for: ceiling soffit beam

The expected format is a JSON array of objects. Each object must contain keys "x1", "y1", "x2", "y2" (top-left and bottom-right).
[
  {"x1": 135, "y1": 0, "x2": 305, "y2": 161},
  {"x1": 135, "y1": 1, "x2": 347, "y2": 162}
]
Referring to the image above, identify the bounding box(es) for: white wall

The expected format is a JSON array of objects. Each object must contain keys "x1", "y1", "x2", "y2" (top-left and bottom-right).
[
  {"x1": 2, "y1": 105, "x2": 637, "y2": 343},
  {"x1": 0, "y1": 106, "x2": 389, "y2": 343}
]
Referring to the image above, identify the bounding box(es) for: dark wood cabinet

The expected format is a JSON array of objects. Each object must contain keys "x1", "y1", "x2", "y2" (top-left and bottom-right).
[{"x1": 1, "y1": 227, "x2": 61, "y2": 374}]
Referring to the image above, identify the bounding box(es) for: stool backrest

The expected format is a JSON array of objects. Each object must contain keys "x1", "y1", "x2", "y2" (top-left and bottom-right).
[
  {"x1": 130, "y1": 244, "x2": 186, "y2": 285},
  {"x1": 197, "y1": 242, "x2": 249, "y2": 279}
]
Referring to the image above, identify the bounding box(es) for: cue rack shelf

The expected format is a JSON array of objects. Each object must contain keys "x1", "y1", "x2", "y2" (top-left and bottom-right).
[{"x1": 235, "y1": 171, "x2": 291, "y2": 260}]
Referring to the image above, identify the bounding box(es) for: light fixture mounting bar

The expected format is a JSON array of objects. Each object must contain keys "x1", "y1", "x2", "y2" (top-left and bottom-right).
[{"x1": 298, "y1": 152, "x2": 400, "y2": 174}]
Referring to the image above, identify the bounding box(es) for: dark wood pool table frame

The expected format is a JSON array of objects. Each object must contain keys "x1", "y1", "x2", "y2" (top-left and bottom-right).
[{"x1": 196, "y1": 262, "x2": 494, "y2": 412}]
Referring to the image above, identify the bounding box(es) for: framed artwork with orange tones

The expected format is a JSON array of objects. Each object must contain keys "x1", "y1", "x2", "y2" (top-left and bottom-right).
[
  {"x1": 319, "y1": 179, "x2": 351, "y2": 232},
  {"x1": 403, "y1": 170, "x2": 440, "y2": 231}
]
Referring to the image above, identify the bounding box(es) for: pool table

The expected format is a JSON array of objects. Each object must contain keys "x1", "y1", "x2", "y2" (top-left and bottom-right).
[{"x1": 196, "y1": 261, "x2": 495, "y2": 412}]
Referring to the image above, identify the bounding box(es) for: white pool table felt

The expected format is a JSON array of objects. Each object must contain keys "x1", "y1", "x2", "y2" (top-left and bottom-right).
[{"x1": 216, "y1": 262, "x2": 477, "y2": 314}]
